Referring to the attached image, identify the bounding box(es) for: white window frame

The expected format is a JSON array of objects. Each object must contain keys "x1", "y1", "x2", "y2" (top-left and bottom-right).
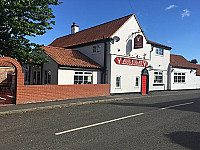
[
  {"x1": 33, "y1": 70, "x2": 41, "y2": 85},
  {"x1": 24, "y1": 70, "x2": 29, "y2": 82},
  {"x1": 44, "y1": 70, "x2": 51, "y2": 84},
  {"x1": 154, "y1": 71, "x2": 163, "y2": 83},
  {"x1": 135, "y1": 76, "x2": 140, "y2": 87},
  {"x1": 155, "y1": 48, "x2": 164, "y2": 56},
  {"x1": 74, "y1": 71, "x2": 93, "y2": 84},
  {"x1": 174, "y1": 72, "x2": 186, "y2": 83},
  {"x1": 93, "y1": 45, "x2": 101, "y2": 54},
  {"x1": 116, "y1": 76, "x2": 121, "y2": 88}
]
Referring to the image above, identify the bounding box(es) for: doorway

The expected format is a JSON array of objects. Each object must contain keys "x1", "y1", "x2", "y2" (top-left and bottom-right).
[
  {"x1": 0, "y1": 63, "x2": 16, "y2": 105},
  {"x1": 141, "y1": 68, "x2": 149, "y2": 95}
]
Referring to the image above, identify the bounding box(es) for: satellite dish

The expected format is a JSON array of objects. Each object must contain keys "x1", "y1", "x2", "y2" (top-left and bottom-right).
[{"x1": 113, "y1": 36, "x2": 120, "y2": 42}]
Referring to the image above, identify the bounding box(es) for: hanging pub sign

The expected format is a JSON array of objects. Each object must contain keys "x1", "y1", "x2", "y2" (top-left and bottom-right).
[
  {"x1": 114, "y1": 57, "x2": 148, "y2": 67},
  {"x1": 134, "y1": 34, "x2": 143, "y2": 49}
]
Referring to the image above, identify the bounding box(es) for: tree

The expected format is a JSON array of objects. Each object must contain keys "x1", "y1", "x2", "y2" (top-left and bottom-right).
[
  {"x1": 0, "y1": 0, "x2": 61, "y2": 65},
  {"x1": 190, "y1": 59, "x2": 198, "y2": 64}
]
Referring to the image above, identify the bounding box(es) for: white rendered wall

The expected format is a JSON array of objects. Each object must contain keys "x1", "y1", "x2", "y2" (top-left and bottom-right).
[
  {"x1": 58, "y1": 69, "x2": 74, "y2": 85},
  {"x1": 148, "y1": 47, "x2": 170, "y2": 91},
  {"x1": 110, "y1": 15, "x2": 151, "y2": 60},
  {"x1": 110, "y1": 55, "x2": 144, "y2": 93},
  {"x1": 170, "y1": 67, "x2": 200, "y2": 90},
  {"x1": 72, "y1": 43, "x2": 104, "y2": 67},
  {"x1": 109, "y1": 15, "x2": 170, "y2": 93},
  {"x1": 42, "y1": 56, "x2": 58, "y2": 85}
]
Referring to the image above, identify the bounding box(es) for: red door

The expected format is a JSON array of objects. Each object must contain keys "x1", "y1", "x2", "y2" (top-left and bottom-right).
[{"x1": 142, "y1": 76, "x2": 147, "y2": 94}]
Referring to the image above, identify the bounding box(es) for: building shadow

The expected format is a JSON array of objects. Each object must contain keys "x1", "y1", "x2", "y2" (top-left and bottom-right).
[
  {"x1": 108, "y1": 97, "x2": 200, "y2": 113},
  {"x1": 165, "y1": 131, "x2": 200, "y2": 150}
]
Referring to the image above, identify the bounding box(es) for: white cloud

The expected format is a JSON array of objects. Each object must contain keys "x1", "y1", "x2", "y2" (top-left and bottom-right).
[
  {"x1": 181, "y1": 9, "x2": 191, "y2": 18},
  {"x1": 165, "y1": 5, "x2": 177, "y2": 10},
  {"x1": 167, "y1": 41, "x2": 172, "y2": 43}
]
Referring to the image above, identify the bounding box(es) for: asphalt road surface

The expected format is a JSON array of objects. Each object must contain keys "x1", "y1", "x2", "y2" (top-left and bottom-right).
[{"x1": 1, "y1": 91, "x2": 200, "y2": 150}]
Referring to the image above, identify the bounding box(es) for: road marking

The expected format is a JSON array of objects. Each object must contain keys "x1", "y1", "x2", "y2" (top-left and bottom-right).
[
  {"x1": 55, "y1": 113, "x2": 144, "y2": 135},
  {"x1": 161, "y1": 102, "x2": 194, "y2": 110}
]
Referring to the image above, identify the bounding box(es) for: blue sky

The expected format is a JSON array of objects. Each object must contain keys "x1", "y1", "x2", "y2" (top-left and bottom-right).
[{"x1": 29, "y1": 0, "x2": 200, "y2": 63}]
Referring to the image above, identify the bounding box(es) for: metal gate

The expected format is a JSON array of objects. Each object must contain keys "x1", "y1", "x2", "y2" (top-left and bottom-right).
[{"x1": 0, "y1": 63, "x2": 16, "y2": 105}]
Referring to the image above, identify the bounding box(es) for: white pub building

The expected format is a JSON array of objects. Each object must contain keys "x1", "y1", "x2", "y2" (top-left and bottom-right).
[{"x1": 25, "y1": 14, "x2": 200, "y2": 94}]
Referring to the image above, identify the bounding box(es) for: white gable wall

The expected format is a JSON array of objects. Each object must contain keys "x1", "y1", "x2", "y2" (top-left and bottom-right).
[
  {"x1": 72, "y1": 43, "x2": 105, "y2": 67},
  {"x1": 108, "y1": 15, "x2": 170, "y2": 93},
  {"x1": 110, "y1": 15, "x2": 151, "y2": 59}
]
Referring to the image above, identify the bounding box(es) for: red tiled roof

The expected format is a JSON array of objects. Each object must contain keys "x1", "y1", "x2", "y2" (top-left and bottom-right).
[
  {"x1": 147, "y1": 40, "x2": 172, "y2": 49},
  {"x1": 170, "y1": 54, "x2": 200, "y2": 75},
  {"x1": 170, "y1": 54, "x2": 197, "y2": 69},
  {"x1": 42, "y1": 46, "x2": 102, "y2": 69},
  {"x1": 194, "y1": 64, "x2": 200, "y2": 76},
  {"x1": 0, "y1": 62, "x2": 13, "y2": 67},
  {"x1": 49, "y1": 14, "x2": 133, "y2": 48}
]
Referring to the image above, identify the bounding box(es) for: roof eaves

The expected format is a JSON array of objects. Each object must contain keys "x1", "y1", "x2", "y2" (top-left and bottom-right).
[
  {"x1": 147, "y1": 40, "x2": 172, "y2": 50},
  {"x1": 109, "y1": 14, "x2": 134, "y2": 38}
]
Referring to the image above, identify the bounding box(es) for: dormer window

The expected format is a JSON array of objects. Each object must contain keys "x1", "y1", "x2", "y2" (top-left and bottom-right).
[
  {"x1": 93, "y1": 45, "x2": 101, "y2": 53},
  {"x1": 156, "y1": 48, "x2": 163, "y2": 55}
]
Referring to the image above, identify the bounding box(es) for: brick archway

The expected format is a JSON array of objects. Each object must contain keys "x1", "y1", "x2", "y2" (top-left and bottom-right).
[{"x1": 0, "y1": 57, "x2": 24, "y2": 104}]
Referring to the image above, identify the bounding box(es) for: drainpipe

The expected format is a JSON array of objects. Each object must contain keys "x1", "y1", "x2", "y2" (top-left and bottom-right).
[
  {"x1": 150, "y1": 45, "x2": 153, "y2": 61},
  {"x1": 102, "y1": 36, "x2": 107, "y2": 84},
  {"x1": 41, "y1": 63, "x2": 43, "y2": 85}
]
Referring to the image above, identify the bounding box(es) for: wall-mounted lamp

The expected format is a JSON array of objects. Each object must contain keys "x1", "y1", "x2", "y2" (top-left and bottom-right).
[
  {"x1": 111, "y1": 36, "x2": 120, "y2": 44},
  {"x1": 143, "y1": 53, "x2": 147, "y2": 59},
  {"x1": 146, "y1": 65, "x2": 153, "y2": 71}
]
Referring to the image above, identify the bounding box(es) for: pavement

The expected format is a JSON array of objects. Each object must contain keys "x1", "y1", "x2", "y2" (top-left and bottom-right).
[{"x1": 0, "y1": 89, "x2": 200, "y2": 116}]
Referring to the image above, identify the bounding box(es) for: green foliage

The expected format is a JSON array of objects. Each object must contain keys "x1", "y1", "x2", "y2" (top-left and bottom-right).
[
  {"x1": 0, "y1": 0, "x2": 61, "y2": 65},
  {"x1": 190, "y1": 59, "x2": 198, "y2": 64}
]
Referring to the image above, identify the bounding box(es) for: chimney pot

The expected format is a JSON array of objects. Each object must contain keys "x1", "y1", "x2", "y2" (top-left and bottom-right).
[{"x1": 71, "y1": 22, "x2": 79, "y2": 34}]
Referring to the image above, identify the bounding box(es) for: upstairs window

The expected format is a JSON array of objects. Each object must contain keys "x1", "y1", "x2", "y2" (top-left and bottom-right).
[
  {"x1": 174, "y1": 72, "x2": 185, "y2": 83},
  {"x1": 155, "y1": 48, "x2": 163, "y2": 55},
  {"x1": 93, "y1": 45, "x2": 101, "y2": 53}
]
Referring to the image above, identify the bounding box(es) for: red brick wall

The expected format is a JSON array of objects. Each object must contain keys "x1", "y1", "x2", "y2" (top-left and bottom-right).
[
  {"x1": 17, "y1": 84, "x2": 110, "y2": 104},
  {"x1": 0, "y1": 57, "x2": 110, "y2": 105}
]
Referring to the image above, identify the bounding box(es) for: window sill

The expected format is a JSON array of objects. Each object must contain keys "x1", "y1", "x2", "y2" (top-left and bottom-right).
[
  {"x1": 173, "y1": 82, "x2": 186, "y2": 84},
  {"x1": 92, "y1": 52, "x2": 101, "y2": 55},
  {"x1": 153, "y1": 84, "x2": 164, "y2": 86},
  {"x1": 115, "y1": 87, "x2": 121, "y2": 89}
]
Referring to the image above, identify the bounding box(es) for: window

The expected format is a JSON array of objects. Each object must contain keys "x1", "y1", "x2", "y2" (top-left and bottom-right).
[
  {"x1": 44, "y1": 70, "x2": 51, "y2": 84},
  {"x1": 135, "y1": 77, "x2": 139, "y2": 87},
  {"x1": 155, "y1": 48, "x2": 163, "y2": 55},
  {"x1": 24, "y1": 70, "x2": 29, "y2": 82},
  {"x1": 33, "y1": 70, "x2": 41, "y2": 85},
  {"x1": 74, "y1": 71, "x2": 93, "y2": 84},
  {"x1": 116, "y1": 76, "x2": 121, "y2": 88},
  {"x1": 93, "y1": 45, "x2": 101, "y2": 53},
  {"x1": 154, "y1": 71, "x2": 163, "y2": 83},
  {"x1": 174, "y1": 72, "x2": 185, "y2": 83}
]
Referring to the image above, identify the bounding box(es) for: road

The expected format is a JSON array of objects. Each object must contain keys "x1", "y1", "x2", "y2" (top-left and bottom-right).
[{"x1": 1, "y1": 91, "x2": 200, "y2": 150}]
